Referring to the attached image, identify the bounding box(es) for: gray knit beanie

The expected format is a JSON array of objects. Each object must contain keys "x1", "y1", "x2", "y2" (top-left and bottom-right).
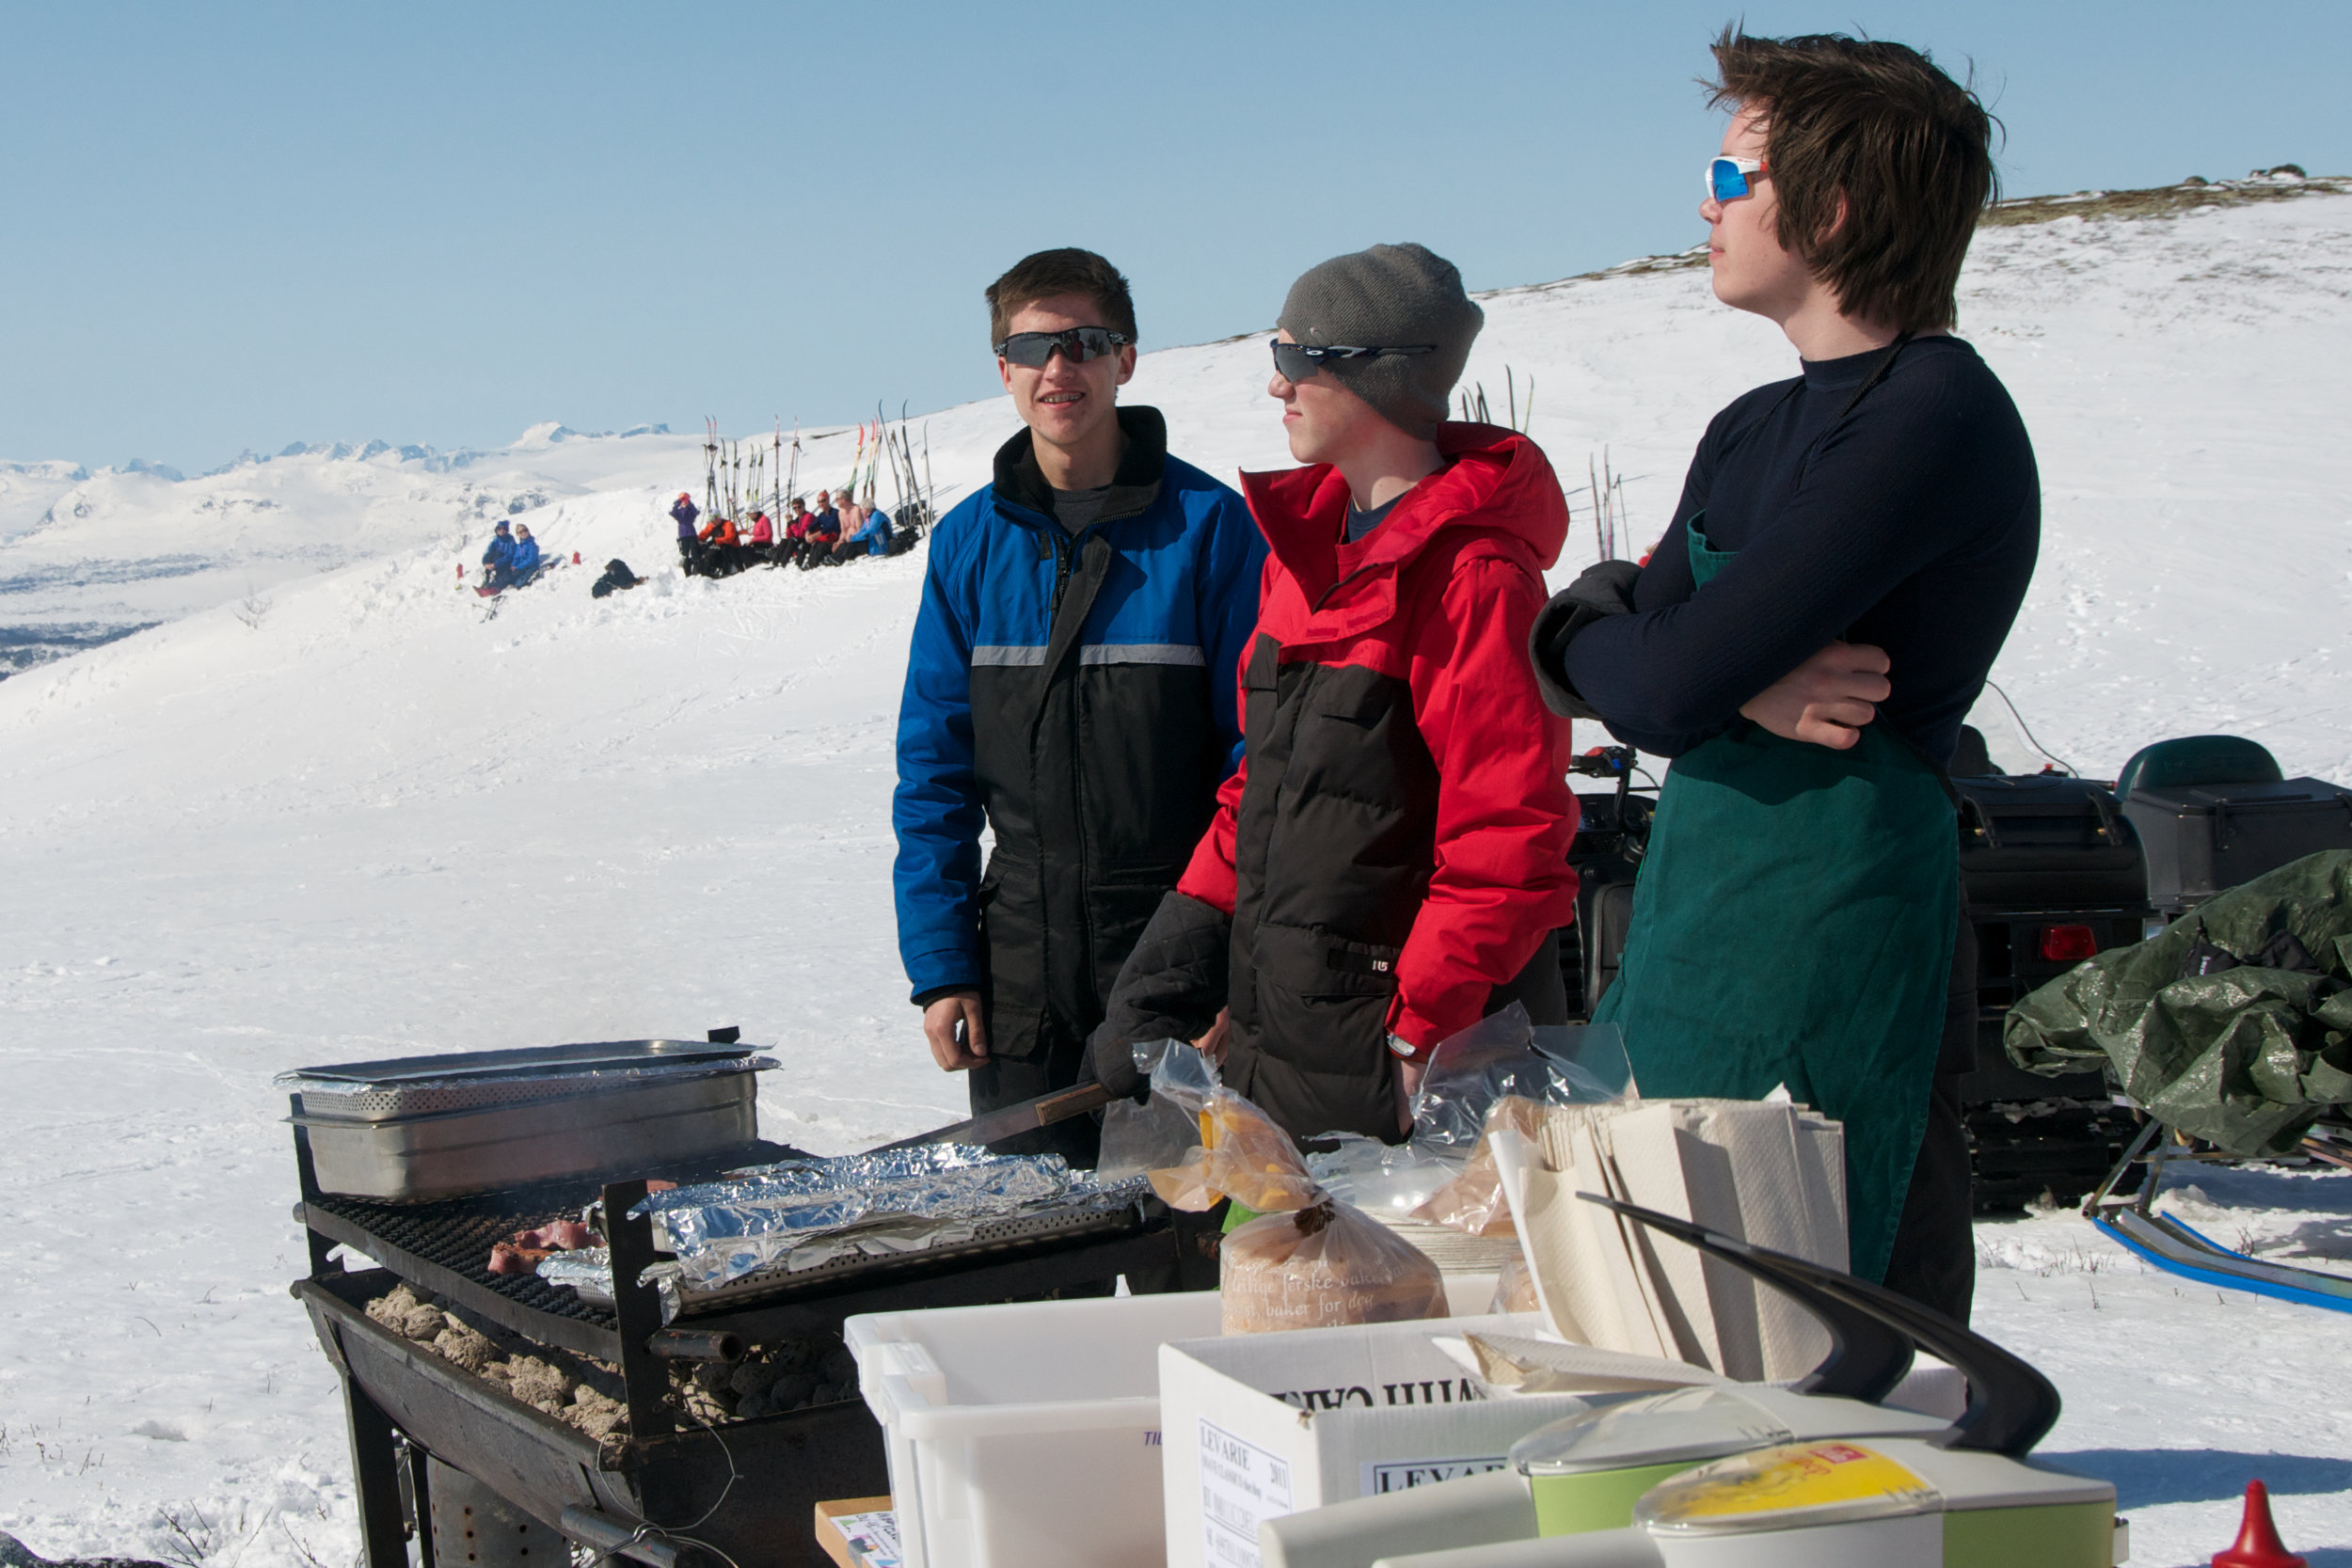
[{"x1": 1276, "y1": 243, "x2": 1483, "y2": 439}]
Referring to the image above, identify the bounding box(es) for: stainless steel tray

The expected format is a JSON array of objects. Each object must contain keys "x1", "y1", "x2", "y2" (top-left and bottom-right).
[
  {"x1": 295, "y1": 1071, "x2": 762, "y2": 1202},
  {"x1": 278, "y1": 1039, "x2": 762, "y2": 1122}
]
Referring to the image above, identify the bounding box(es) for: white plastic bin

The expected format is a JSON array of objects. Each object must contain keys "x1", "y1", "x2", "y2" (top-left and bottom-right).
[{"x1": 846, "y1": 1291, "x2": 1225, "y2": 1568}]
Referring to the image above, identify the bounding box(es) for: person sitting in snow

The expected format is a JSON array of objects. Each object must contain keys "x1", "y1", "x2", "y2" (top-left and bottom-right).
[
  {"x1": 777, "y1": 497, "x2": 812, "y2": 562},
  {"x1": 830, "y1": 499, "x2": 894, "y2": 564},
  {"x1": 481, "y1": 519, "x2": 516, "y2": 589},
  {"x1": 506, "y1": 523, "x2": 544, "y2": 586},
  {"x1": 748, "y1": 511, "x2": 774, "y2": 550},
  {"x1": 794, "y1": 497, "x2": 841, "y2": 569},
  {"x1": 671, "y1": 492, "x2": 702, "y2": 574},
  {"x1": 698, "y1": 513, "x2": 745, "y2": 575}
]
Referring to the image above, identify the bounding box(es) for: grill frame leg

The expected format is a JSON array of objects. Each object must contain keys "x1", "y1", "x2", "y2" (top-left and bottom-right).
[{"x1": 342, "y1": 1371, "x2": 413, "y2": 1568}]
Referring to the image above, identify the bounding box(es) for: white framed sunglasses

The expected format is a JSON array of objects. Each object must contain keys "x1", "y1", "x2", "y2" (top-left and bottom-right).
[{"x1": 1708, "y1": 155, "x2": 1769, "y2": 202}]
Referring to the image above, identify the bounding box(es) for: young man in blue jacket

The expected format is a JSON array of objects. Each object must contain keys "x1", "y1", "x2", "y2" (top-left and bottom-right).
[
  {"x1": 482, "y1": 520, "x2": 515, "y2": 588},
  {"x1": 893, "y1": 247, "x2": 1264, "y2": 1164}
]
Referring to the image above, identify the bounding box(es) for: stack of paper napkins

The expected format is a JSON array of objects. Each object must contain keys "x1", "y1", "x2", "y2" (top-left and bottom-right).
[{"x1": 1492, "y1": 1100, "x2": 1847, "y2": 1382}]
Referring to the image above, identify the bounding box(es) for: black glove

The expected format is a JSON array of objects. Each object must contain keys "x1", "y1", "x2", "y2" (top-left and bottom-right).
[
  {"x1": 1090, "y1": 891, "x2": 1232, "y2": 1096},
  {"x1": 1528, "y1": 558, "x2": 1643, "y2": 721},
  {"x1": 1080, "y1": 1021, "x2": 1151, "y2": 1103}
]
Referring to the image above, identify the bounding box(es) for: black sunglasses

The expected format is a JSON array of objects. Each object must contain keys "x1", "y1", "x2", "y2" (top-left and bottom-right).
[
  {"x1": 994, "y1": 326, "x2": 1133, "y2": 369},
  {"x1": 1271, "y1": 340, "x2": 1437, "y2": 383}
]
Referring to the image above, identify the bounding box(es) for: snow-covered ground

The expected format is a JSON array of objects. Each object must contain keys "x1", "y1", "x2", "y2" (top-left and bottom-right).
[
  {"x1": 7, "y1": 183, "x2": 2352, "y2": 1567},
  {"x1": 0, "y1": 424, "x2": 696, "y2": 679}
]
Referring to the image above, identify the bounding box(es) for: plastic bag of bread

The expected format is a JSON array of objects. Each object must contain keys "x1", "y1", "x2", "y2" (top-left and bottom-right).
[
  {"x1": 1411, "y1": 1095, "x2": 1544, "y2": 1236},
  {"x1": 1220, "y1": 1196, "x2": 1450, "y2": 1334},
  {"x1": 1146, "y1": 1085, "x2": 1446, "y2": 1334},
  {"x1": 1145, "y1": 1083, "x2": 1321, "y2": 1215}
]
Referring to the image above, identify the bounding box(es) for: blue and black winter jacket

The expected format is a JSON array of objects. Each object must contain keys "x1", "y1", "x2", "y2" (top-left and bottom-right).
[
  {"x1": 508, "y1": 537, "x2": 542, "y2": 579},
  {"x1": 483, "y1": 532, "x2": 514, "y2": 570},
  {"x1": 893, "y1": 406, "x2": 1263, "y2": 1059}
]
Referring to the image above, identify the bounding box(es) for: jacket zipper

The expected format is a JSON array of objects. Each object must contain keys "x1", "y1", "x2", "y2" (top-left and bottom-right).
[
  {"x1": 1049, "y1": 526, "x2": 1091, "y2": 999},
  {"x1": 1049, "y1": 527, "x2": 1073, "y2": 615}
]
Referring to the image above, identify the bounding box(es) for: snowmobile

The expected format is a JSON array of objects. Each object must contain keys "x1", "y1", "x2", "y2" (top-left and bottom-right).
[{"x1": 1558, "y1": 706, "x2": 2352, "y2": 1214}]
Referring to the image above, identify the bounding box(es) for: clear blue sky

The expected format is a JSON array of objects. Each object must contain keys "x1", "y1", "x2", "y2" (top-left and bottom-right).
[{"x1": 5, "y1": 1, "x2": 2344, "y2": 472}]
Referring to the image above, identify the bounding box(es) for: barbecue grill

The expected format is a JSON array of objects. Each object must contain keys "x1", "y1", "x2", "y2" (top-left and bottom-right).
[{"x1": 292, "y1": 1110, "x2": 1178, "y2": 1568}]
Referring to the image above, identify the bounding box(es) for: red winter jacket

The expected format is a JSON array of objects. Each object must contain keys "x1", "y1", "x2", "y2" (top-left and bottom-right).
[{"x1": 1177, "y1": 424, "x2": 1580, "y2": 1134}]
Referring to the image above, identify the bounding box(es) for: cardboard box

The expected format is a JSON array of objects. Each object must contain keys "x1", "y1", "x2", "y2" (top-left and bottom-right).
[
  {"x1": 1158, "y1": 1315, "x2": 1611, "y2": 1568},
  {"x1": 814, "y1": 1497, "x2": 900, "y2": 1568}
]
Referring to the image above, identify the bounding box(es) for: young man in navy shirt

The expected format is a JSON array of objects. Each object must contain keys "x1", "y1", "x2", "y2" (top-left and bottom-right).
[{"x1": 1533, "y1": 31, "x2": 2035, "y2": 1320}]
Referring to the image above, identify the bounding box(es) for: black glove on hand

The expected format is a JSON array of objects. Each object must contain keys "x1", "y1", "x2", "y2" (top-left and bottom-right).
[
  {"x1": 1080, "y1": 1021, "x2": 1150, "y2": 1103},
  {"x1": 1528, "y1": 558, "x2": 1643, "y2": 721},
  {"x1": 1091, "y1": 890, "x2": 1232, "y2": 1094}
]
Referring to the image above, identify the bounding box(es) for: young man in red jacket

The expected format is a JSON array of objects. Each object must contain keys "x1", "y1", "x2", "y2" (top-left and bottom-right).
[{"x1": 1096, "y1": 244, "x2": 1581, "y2": 1140}]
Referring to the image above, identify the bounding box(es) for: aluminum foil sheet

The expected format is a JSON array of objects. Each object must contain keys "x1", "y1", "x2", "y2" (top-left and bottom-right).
[
  {"x1": 619, "y1": 1145, "x2": 1146, "y2": 1291},
  {"x1": 535, "y1": 1247, "x2": 683, "y2": 1323}
]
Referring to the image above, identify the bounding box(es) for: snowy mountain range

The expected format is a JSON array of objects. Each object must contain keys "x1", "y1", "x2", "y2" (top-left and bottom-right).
[{"x1": 4, "y1": 175, "x2": 2352, "y2": 1568}]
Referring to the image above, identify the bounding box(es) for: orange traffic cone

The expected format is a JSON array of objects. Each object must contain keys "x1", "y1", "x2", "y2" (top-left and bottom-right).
[{"x1": 2214, "y1": 1480, "x2": 2305, "y2": 1568}]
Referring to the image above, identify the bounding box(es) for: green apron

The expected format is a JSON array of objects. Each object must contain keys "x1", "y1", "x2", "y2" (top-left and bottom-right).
[{"x1": 1594, "y1": 516, "x2": 1957, "y2": 1283}]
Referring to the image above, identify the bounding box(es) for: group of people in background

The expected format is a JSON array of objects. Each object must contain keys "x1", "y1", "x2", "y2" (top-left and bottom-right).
[
  {"x1": 669, "y1": 488, "x2": 901, "y2": 578},
  {"x1": 477, "y1": 518, "x2": 545, "y2": 592}
]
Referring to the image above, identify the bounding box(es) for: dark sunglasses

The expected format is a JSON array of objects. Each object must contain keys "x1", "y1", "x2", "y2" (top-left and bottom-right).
[
  {"x1": 1271, "y1": 340, "x2": 1436, "y2": 384},
  {"x1": 995, "y1": 326, "x2": 1133, "y2": 368}
]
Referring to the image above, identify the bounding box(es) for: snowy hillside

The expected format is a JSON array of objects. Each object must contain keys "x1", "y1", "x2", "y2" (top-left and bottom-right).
[
  {"x1": 0, "y1": 424, "x2": 692, "y2": 678},
  {"x1": 6, "y1": 179, "x2": 2352, "y2": 1567}
]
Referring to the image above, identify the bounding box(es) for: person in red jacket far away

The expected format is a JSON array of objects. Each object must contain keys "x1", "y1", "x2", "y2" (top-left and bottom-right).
[{"x1": 1095, "y1": 243, "x2": 1581, "y2": 1142}]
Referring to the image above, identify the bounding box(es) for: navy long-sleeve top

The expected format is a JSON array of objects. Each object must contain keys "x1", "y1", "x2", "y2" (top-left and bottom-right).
[{"x1": 1562, "y1": 336, "x2": 2039, "y2": 767}]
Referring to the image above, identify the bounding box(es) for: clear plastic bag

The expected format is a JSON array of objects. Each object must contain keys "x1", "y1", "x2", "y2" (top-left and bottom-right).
[
  {"x1": 1146, "y1": 1086, "x2": 1322, "y2": 1214},
  {"x1": 1486, "y1": 1250, "x2": 1541, "y2": 1315},
  {"x1": 1097, "y1": 1041, "x2": 1214, "y2": 1179},
  {"x1": 1304, "y1": 1133, "x2": 1460, "y2": 1218},
  {"x1": 1411, "y1": 1095, "x2": 1546, "y2": 1236},
  {"x1": 1411, "y1": 1005, "x2": 1553, "y2": 1152},
  {"x1": 1132, "y1": 1066, "x2": 1450, "y2": 1333},
  {"x1": 1409, "y1": 1006, "x2": 1633, "y2": 1152},
  {"x1": 1220, "y1": 1197, "x2": 1450, "y2": 1335}
]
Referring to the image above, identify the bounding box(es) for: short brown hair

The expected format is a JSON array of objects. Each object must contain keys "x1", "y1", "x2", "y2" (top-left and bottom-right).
[
  {"x1": 1710, "y1": 29, "x2": 1997, "y2": 333},
  {"x1": 985, "y1": 247, "x2": 1137, "y2": 346}
]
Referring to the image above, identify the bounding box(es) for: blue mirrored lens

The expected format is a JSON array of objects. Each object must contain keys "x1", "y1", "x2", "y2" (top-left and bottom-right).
[{"x1": 1708, "y1": 159, "x2": 1751, "y2": 202}]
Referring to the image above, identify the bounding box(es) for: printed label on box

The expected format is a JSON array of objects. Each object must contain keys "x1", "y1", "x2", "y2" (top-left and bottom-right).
[
  {"x1": 1200, "y1": 1417, "x2": 1293, "y2": 1568},
  {"x1": 832, "y1": 1510, "x2": 901, "y2": 1568},
  {"x1": 1268, "y1": 1375, "x2": 1487, "y2": 1411},
  {"x1": 1359, "y1": 1454, "x2": 1512, "y2": 1495}
]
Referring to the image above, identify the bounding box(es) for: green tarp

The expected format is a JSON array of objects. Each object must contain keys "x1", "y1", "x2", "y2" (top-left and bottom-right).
[{"x1": 2005, "y1": 850, "x2": 2352, "y2": 1156}]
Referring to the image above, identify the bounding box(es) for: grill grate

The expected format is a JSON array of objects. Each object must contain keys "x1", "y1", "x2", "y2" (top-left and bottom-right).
[
  {"x1": 307, "y1": 1164, "x2": 1159, "y2": 1338},
  {"x1": 311, "y1": 1186, "x2": 622, "y2": 1326}
]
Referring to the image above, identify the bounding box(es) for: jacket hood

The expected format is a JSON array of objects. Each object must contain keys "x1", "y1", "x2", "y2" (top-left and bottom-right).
[
  {"x1": 1239, "y1": 423, "x2": 1568, "y2": 595},
  {"x1": 992, "y1": 404, "x2": 1168, "y2": 528}
]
